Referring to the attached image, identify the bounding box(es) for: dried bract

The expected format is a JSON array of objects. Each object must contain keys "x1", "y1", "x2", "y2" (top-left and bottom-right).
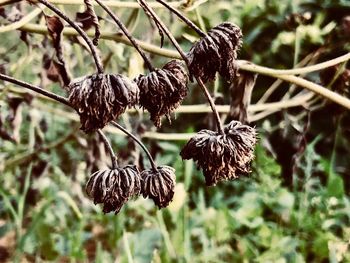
[
  {"x1": 141, "y1": 166, "x2": 176, "y2": 208},
  {"x1": 187, "y1": 22, "x2": 242, "y2": 82},
  {"x1": 69, "y1": 74, "x2": 139, "y2": 132},
  {"x1": 135, "y1": 60, "x2": 188, "y2": 127},
  {"x1": 180, "y1": 121, "x2": 257, "y2": 186},
  {"x1": 86, "y1": 165, "x2": 141, "y2": 213}
]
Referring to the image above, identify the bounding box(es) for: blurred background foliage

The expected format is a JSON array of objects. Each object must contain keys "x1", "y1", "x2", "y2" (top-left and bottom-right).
[{"x1": 1, "y1": 0, "x2": 350, "y2": 262}]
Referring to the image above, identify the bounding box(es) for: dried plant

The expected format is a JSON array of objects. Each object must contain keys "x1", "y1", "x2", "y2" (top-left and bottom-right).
[
  {"x1": 135, "y1": 60, "x2": 189, "y2": 127},
  {"x1": 181, "y1": 121, "x2": 257, "y2": 186},
  {"x1": 68, "y1": 74, "x2": 139, "y2": 132},
  {"x1": 141, "y1": 166, "x2": 176, "y2": 208},
  {"x1": 85, "y1": 165, "x2": 141, "y2": 214},
  {"x1": 187, "y1": 22, "x2": 243, "y2": 83}
]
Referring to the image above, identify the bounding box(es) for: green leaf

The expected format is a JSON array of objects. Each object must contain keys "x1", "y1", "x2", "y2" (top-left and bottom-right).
[{"x1": 327, "y1": 175, "x2": 345, "y2": 198}]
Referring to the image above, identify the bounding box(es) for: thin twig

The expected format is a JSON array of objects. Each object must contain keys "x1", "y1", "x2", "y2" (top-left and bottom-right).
[
  {"x1": 0, "y1": 73, "x2": 71, "y2": 106},
  {"x1": 111, "y1": 121, "x2": 157, "y2": 171},
  {"x1": 138, "y1": 0, "x2": 225, "y2": 134},
  {"x1": 94, "y1": 0, "x2": 154, "y2": 71},
  {"x1": 97, "y1": 129, "x2": 118, "y2": 169},
  {"x1": 36, "y1": 0, "x2": 104, "y2": 73},
  {"x1": 155, "y1": 0, "x2": 206, "y2": 37}
]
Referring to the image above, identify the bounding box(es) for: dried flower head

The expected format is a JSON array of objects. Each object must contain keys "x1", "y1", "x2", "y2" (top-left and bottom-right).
[
  {"x1": 135, "y1": 60, "x2": 188, "y2": 127},
  {"x1": 187, "y1": 22, "x2": 243, "y2": 83},
  {"x1": 86, "y1": 165, "x2": 141, "y2": 213},
  {"x1": 180, "y1": 121, "x2": 257, "y2": 186},
  {"x1": 69, "y1": 74, "x2": 139, "y2": 132},
  {"x1": 141, "y1": 166, "x2": 176, "y2": 208}
]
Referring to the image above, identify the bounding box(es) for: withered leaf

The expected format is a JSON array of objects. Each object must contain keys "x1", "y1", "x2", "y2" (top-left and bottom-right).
[
  {"x1": 45, "y1": 15, "x2": 64, "y2": 41},
  {"x1": 227, "y1": 71, "x2": 257, "y2": 124},
  {"x1": 43, "y1": 55, "x2": 71, "y2": 87},
  {"x1": 75, "y1": 0, "x2": 100, "y2": 45},
  {"x1": 44, "y1": 15, "x2": 71, "y2": 87}
]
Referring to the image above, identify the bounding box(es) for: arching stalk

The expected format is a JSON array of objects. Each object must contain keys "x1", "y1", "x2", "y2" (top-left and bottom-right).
[{"x1": 111, "y1": 121, "x2": 157, "y2": 171}]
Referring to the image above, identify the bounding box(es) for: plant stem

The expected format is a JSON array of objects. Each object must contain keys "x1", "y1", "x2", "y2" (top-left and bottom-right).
[
  {"x1": 237, "y1": 52, "x2": 350, "y2": 76},
  {"x1": 111, "y1": 121, "x2": 157, "y2": 171},
  {"x1": 138, "y1": 0, "x2": 225, "y2": 134},
  {"x1": 97, "y1": 129, "x2": 118, "y2": 169},
  {"x1": 155, "y1": 0, "x2": 206, "y2": 37},
  {"x1": 94, "y1": 0, "x2": 154, "y2": 71},
  {"x1": 274, "y1": 74, "x2": 350, "y2": 110},
  {"x1": 36, "y1": 0, "x2": 104, "y2": 74},
  {"x1": 196, "y1": 77, "x2": 225, "y2": 133},
  {"x1": 0, "y1": 73, "x2": 71, "y2": 106}
]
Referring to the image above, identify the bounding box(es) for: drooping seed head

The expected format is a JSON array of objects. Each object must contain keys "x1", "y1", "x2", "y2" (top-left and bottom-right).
[
  {"x1": 86, "y1": 165, "x2": 141, "y2": 214},
  {"x1": 69, "y1": 74, "x2": 139, "y2": 132},
  {"x1": 187, "y1": 22, "x2": 243, "y2": 83},
  {"x1": 135, "y1": 60, "x2": 188, "y2": 127},
  {"x1": 180, "y1": 121, "x2": 257, "y2": 186},
  {"x1": 141, "y1": 166, "x2": 176, "y2": 208}
]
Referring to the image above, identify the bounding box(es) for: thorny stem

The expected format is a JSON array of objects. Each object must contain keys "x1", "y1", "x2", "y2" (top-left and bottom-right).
[
  {"x1": 155, "y1": 0, "x2": 206, "y2": 37},
  {"x1": 97, "y1": 129, "x2": 118, "y2": 169},
  {"x1": 111, "y1": 121, "x2": 158, "y2": 171},
  {"x1": 94, "y1": 0, "x2": 154, "y2": 71},
  {"x1": 138, "y1": 0, "x2": 225, "y2": 134},
  {"x1": 36, "y1": 0, "x2": 104, "y2": 74},
  {"x1": 0, "y1": 73, "x2": 71, "y2": 106}
]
